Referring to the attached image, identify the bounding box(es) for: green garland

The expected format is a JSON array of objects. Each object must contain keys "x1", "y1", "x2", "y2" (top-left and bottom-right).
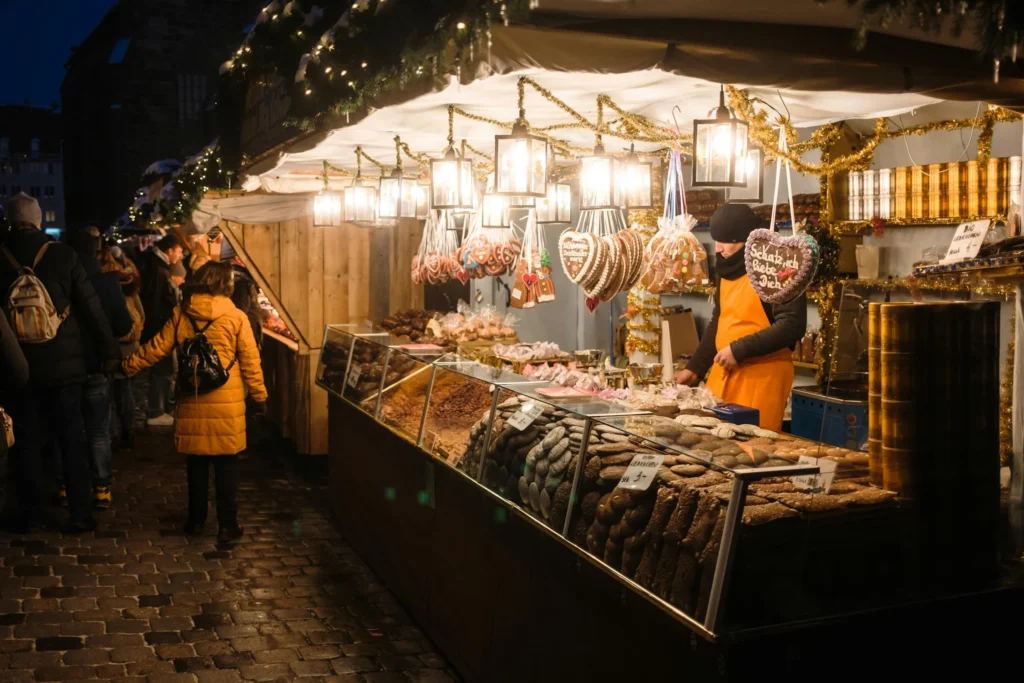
[
  {"x1": 220, "y1": 0, "x2": 532, "y2": 132},
  {"x1": 125, "y1": 146, "x2": 228, "y2": 230},
  {"x1": 820, "y1": 0, "x2": 1024, "y2": 74}
]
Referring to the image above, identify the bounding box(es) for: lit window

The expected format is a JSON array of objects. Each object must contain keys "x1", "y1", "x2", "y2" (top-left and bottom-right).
[
  {"x1": 108, "y1": 38, "x2": 130, "y2": 64},
  {"x1": 44, "y1": 210, "x2": 56, "y2": 223},
  {"x1": 30, "y1": 139, "x2": 39, "y2": 159}
]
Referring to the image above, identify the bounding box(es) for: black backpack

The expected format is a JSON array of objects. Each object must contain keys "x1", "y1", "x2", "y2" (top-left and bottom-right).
[{"x1": 177, "y1": 314, "x2": 236, "y2": 396}]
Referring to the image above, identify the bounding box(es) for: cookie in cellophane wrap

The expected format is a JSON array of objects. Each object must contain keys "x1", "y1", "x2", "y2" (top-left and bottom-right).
[
  {"x1": 510, "y1": 211, "x2": 556, "y2": 309},
  {"x1": 412, "y1": 211, "x2": 462, "y2": 285},
  {"x1": 640, "y1": 214, "x2": 709, "y2": 294}
]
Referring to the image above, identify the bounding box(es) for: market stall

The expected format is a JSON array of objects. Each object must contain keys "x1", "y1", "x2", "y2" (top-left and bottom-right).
[{"x1": 156, "y1": 0, "x2": 1024, "y2": 676}]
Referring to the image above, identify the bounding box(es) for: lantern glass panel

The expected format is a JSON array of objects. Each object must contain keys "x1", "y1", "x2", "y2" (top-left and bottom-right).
[
  {"x1": 482, "y1": 193, "x2": 508, "y2": 228},
  {"x1": 693, "y1": 119, "x2": 748, "y2": 187},
  {"x1": 580, "y1": 156, "x2": 616, "y2": 209},
  {"x1": 398, "y1": 177, "x2": 417, "y2": 218},
  {"x1": 495, "y1": 133, "x2": 548, "y2": 196},
  {"x1": 378, "y1": 176, "x2": 401, "y2": 219},
  {"x1": 621, "y1": 160, "x2": 653, "y2": 208},
  {"x1": 344, "y1": 184, "x2": 377, "y2": 223},
  {"x1": 537, "y1": 182, "x2": 571, "y2": 223},
  {"x1": 415, "y1": 183, "x2": 430, "y2": 219},
  {"x1": 430, "y1": 157, "x2": 474, "y2": 209},
  {"x1": 313, "y1": 191, "x2": 342, "y2": 228}
]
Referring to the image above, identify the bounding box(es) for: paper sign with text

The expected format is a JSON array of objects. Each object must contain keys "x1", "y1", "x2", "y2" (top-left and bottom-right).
[
  {"x1": 616, "y1": 454, "x2": 665, "y2": 491},
  {"x1": 347, "y1": 363, "x2": 362, "y2": 389},
  {"x1": 791, "y1": 455, "x2": 838, "y2": 494},
  {"x1": 507, "y1": 402, "x2": 544, "y2": 431},
  {"x1": 940, "y1": 219, "x2": 991, "y2": 264}
]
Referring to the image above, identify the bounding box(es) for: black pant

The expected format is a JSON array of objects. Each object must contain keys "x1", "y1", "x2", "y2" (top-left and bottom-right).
[
  {"x1": 186, "y1": 455, "x2": 239, "y2": 528},
  {"x1": 7, "y1": 384, "x2": 94, "y2": 525}
]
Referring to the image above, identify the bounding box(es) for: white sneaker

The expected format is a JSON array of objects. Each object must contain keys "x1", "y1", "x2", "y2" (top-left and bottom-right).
[{"x1": 146, "y1": 413, "x2": 174, "y2": 427}]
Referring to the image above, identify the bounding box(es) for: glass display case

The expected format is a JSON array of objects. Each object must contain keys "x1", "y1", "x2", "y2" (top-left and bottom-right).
[{"x1": 316, "y1": 322, "x2": 1022, "y2": 636}]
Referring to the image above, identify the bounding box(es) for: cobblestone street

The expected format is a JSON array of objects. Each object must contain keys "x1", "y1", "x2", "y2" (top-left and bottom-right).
[{"x1": 0, "y1": 430, "x2": 458, "y2": 683}]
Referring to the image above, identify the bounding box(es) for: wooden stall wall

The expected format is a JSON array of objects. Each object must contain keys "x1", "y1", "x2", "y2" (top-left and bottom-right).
[{"x1": 220, "y1": 214, "x2": 424, "y2": 454}]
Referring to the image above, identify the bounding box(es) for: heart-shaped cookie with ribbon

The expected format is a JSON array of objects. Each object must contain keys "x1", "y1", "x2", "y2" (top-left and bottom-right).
[
  {"x1": 744, "y1": 229, "x2": 819, "y2": 304},
  {"x1": 558, "y1": 230, "x2": 598, "y2": 283}
]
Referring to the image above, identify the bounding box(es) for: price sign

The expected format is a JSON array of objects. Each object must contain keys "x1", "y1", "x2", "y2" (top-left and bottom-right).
[
  {"x1": 791, "y1": 455, "x2": 838, "y2": 494},
  {"x1": 616, "y1": 453, "x2": 665, "y2": 491},
  {"x1": 347, "y1": 363, "x2": 362, "y2": 389},
  {"x1": 507, "y1": 402, "x2": 544, "y2": 431},
  {"x1": 363, "y1": 318, "x2": 374, "y2": 331},
  {"x1": 940, "y1": 219, "x2": 991, "y2": 264}
]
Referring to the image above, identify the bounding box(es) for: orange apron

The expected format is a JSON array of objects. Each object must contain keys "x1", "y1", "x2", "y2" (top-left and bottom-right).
[{"x1": 706, "y1": 276, "x2": 794, "y2": 431}]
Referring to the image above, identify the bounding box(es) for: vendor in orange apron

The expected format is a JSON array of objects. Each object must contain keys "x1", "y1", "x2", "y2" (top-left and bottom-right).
[{"x1": 675, "y1": 204, "x2": 806, "y2": 431}]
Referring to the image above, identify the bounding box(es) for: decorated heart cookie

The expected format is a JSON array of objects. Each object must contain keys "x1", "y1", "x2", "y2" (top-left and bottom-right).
[
  {"x1": 558, "y1": 230, "x2": 598, "y2": 283},
  {"x1": 744, "y1": 229, "x2": 819, "y2": 304}
]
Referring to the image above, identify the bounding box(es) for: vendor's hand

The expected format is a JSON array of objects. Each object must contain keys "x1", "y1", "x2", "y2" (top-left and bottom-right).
[
  {"x1": 714, "y1": 344, "x2": 739, "y2": 372},
  {"x1": 674, "y1": 369, "x2": 698, "y2": 386}
]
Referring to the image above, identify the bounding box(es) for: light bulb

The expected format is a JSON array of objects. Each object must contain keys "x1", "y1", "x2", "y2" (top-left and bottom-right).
[{"x1": 712, "y1": 124, "x2": 733, "y2": 156}]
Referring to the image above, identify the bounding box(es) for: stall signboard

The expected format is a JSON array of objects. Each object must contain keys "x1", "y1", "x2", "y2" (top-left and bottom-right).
[{"x1": 940, "y1": 219, "x2": 992, "y2": 264}]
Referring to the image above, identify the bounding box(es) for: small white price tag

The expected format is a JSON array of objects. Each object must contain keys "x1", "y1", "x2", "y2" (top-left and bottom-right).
[
  {"x1": 506, "y1": 402, "x2": 544, "y2": 431},
  {"x1": 791, "y1": 455, "x2": 838, "y2": 494},
  {"x1": 940, "y1": 219, "x2": 991, "y2": 264},
  {"x1": 347, "y1": 363, "x2": 362, "y2": 388},
  {"x1": 616, "y1": 453, "x2": 665, "y2": 491},
  {"x1": 364, "y1": 319, "x2": 374, "y2": 331}
]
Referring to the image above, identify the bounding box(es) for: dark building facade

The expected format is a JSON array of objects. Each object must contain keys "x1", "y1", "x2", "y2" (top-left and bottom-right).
[
  {"x1": 0, "y1": 105, "x2": 64, "y2": 234},
  {"x1": 61, "y1": 0, "x2": 262, "y2": 226}
]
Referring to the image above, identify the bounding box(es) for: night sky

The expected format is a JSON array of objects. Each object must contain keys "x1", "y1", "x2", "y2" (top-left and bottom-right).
[{"x1": 0, "y1": 0, "x2": 119, "y2": 108}]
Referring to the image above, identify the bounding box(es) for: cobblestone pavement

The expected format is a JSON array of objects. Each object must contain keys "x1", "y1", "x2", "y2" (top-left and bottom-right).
[{"x1": 0, "y1": 430, "x2": 459, "y2": 683}]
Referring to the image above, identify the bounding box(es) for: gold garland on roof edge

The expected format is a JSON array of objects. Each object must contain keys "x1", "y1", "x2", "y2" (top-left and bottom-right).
[{"x1": 727, "y1": 85, "x2": 1023, "y2": 175}]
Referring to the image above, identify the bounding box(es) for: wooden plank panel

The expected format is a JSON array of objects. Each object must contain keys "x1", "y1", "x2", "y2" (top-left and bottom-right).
[
  {"x1": 241, "y1": 223, "x2": 280, "y2": 295},
  {"x1": 408, "y1": 221, "x2": 425, "y2": 310},
  {"x1": 389, "y1": 222, "x2": 408, "y2": 315},
  {"x1": 369, "y1": 228, "x2": 391, "y2": 323},
  {"x1": 322, "y1": 225, "x2": 349, "y2": 329},
  {"x1": 347, "y1": 223, "x2": 370, "y2": 323},
  {"x1": 308, "y1": 349, "x2": 328, "y2": 455},
  {"x1": 306, "y1": 215, "x2": 325, "y2": 342},
  {"x1": 278, "y1": 218, "x2": 310, "y2": 342}
]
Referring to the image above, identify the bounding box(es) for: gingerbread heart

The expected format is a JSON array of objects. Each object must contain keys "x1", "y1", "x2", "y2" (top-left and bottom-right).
[
  {"x1": 744, "y1": 229, "x2": 819, "y2": 304},
  {"x1": 558, "y1": 230, "x2": 598, "y2": 283},
  {"x1": 585, "y1": 295, "x2": 600, "y2": 313}
]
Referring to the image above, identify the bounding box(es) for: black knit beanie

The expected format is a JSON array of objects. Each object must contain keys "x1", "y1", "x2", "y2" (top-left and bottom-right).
[{"x1": 709, "y1": 203, "x2": 759, "y2": 243}]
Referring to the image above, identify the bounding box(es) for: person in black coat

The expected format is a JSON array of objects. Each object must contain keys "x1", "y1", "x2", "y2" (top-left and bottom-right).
[
  {"x1": 64, "y1": 229, "x2": 133, "y2": 508},
  {"x1": 0, "y1": 194, "x2": 119, "y2": 532},
  {"x1": 0, "y1": 310, "x2": 28, "y2": 395},
  {"x1": 136, "y1": 233, "x2": 185, "y2": 425}
]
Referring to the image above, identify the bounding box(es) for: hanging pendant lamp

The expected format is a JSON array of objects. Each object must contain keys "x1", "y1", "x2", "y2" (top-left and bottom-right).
[
  {"x1": 313, "y1": 160, "x2": 342, "y2": 228},
  {"x1": 692, "y1": 84, "x2": 749, "y2": 188},
  {"x1": 344, "y1": 147, "x2": 377, "y2": 224},
  {"x1": 493, "y1": 77, "x2": 547, "y2": 197}
]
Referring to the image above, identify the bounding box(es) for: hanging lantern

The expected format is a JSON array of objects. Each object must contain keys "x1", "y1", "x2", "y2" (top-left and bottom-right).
[
  {"x1": 692, "y1": 84, "x2": 749, "y2": 188},
  {"x1": 536, "y1": 182, "x2": 571, "y2": 224},
  {"x1": 580, "y1": 145, "x2": 618, "y2": 210},
  {"x1": 430, "y1": 149, "x2": 474, "y2": 210},
  {"x1": 344, "y1": 148, "x2": 377, "y2": 223},
  {"x1": 494, "y1": 92, "x2": 547, "y2": 196},
  {"x1": 313, "y1": 160, "x2": 342, "y2": 228},
  {"x1": 616, "y1": 144, "x2": 653, "y2": 209},
  {"x1": 726, "y1": 147, "x2": 764, "y2": 203},
  {"x1": 378, "y1": 136, "x2": 419, "y2": 220}
]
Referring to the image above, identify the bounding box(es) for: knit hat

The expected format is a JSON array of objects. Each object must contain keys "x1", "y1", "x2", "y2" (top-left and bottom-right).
[
  {"x1": 4, "y1": 192, "x2": 42, "y2": 229},
  {"x1": 170, "y1": 260, "x2": 187, "y2": 279},
  {"x1": 709, "y1": 203, "x2": 759, "y2": 243}
]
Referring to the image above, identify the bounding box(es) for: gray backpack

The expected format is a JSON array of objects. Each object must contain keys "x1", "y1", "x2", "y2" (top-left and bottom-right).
[{"x1": 3, "y1": 243, "x2": 69, "y2": 344}]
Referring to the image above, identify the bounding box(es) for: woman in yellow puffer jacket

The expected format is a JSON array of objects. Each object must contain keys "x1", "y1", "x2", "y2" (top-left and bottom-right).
[{"x1": 123, "y1": 261, "x2": 267, "y2": 542}]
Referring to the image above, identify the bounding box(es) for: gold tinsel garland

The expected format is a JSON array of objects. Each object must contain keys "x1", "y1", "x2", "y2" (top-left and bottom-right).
[
  {"x1": 727, "y1": 86, "x2": 1022, "y2": 176},
  {"x1": 625, "y1": 167, "x2": 664, "y2": 358}
]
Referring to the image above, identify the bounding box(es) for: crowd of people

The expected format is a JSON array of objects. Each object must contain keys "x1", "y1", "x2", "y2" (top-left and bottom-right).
[{"x1": 0, "y1": 192, "x2": 268, "y2": 541}]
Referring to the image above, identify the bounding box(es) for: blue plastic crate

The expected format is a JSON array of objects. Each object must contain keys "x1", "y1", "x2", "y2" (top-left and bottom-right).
[{"x1": 790, "y1": 386, "x2": 868, "y2": 449}]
